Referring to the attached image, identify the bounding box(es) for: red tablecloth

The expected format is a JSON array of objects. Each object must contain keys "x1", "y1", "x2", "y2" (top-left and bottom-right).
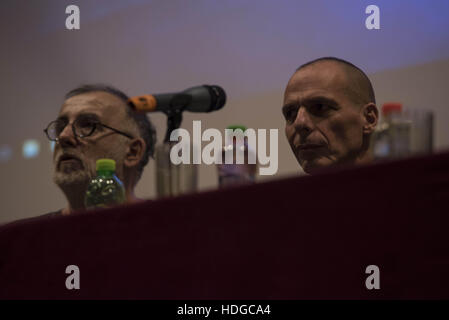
[{"x1": 1, "y1": 152, "x2": 449, "y2": 299}]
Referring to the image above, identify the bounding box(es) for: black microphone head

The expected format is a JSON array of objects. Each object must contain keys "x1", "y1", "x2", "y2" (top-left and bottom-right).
[
  {"x1": 203, "y1": 85, "x2": 226, "y2": 112},
  {"x1": 182, "y1": 85, "x2": 226, "y2": 112}
]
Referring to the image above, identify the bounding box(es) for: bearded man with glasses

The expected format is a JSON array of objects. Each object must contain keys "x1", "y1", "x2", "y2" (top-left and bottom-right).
[{"x1": 43, "y1": 84, "x2": 156, "y2": 216}]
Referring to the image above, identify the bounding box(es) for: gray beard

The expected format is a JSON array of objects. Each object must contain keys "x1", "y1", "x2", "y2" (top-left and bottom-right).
[{"x1": 53, "y1": 169, "x2": 91, "y2": 190}]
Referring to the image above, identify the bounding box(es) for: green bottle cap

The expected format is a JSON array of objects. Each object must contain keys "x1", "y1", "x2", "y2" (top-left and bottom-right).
[
  {"x1": 96, "y1": 159, "x2": 116, "y2": 171},
  {"x1": 226, "y1": 125, "x2": 247, "y2": 132}
]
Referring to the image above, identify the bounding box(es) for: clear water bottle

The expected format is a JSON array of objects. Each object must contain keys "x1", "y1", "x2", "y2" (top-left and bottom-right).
[
  {"x1": 217, "y1": 125, "x2": 257, "y2": 188},
  {"x1": 85, "y1": 159, "x2": 126, "y2": 209},
  {"x1": 371, "y1": 102, "x2": 412, "y2": 160}
]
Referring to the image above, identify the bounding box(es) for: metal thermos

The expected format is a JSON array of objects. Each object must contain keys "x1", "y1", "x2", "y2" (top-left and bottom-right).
[{"x1": 155, "y1": 142, "x2": 198, "y2": 197}]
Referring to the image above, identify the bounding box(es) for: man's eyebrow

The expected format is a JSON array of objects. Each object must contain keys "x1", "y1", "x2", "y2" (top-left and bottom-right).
[
  {"x1": 282, "y1": 95, "x2": 340, "y2": 113},
  {"x1": 282, "y1": 102, "x2": 298, "y2": 111},
  {"x1": 56, "y1": 112, "x2": 100, "y2": 122},
  {"x1": 304, "y1": 95, "x2": 339, "y2": 106},
  {"x1": 77, "y1": 112, "x2": 100, "y2": 120},
  {"x1": 56, "y1": 115, "x2": 68, "y2": 122}
]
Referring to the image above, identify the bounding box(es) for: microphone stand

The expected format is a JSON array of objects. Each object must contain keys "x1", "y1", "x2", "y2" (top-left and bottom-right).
[
  {"x1": 163, "y1": 109, "x2": 183, "y2": 143},
  {"x1": 156, "y1": 107, "x2": 197, "y2": 197}
]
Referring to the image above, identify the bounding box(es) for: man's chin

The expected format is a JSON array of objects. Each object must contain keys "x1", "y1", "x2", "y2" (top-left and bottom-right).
[
  {"x1": 299, "y1": 157, "x2": 333, "y2": 175},
  {"x1": 53, "y1": 171, "x2": 90, "y2": 188}
]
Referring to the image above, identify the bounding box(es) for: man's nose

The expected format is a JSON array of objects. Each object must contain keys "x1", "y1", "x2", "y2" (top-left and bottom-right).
[
  {"x1": 58, "y1": 123, "x2": 77, "y2": 147},
  {"x1": 293, "y1": 107, "x2": 314, "y2": 135}
]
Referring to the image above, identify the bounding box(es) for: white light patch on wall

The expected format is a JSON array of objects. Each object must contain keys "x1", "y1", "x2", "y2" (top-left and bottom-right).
[
  {"x1": 49, "y1": 141, "x2": 56, "y2": 153},
  {"x1": 0, "y1": 145, "x2": 12, "y2": 163},
  {"x1": 23, "y1": 140, "x2": 40, "y2": 159}
]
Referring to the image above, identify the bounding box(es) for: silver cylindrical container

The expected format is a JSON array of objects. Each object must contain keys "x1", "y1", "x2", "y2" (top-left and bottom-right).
[{"x1": 155, "y1": 142, "x2": 198, "y2": 197}]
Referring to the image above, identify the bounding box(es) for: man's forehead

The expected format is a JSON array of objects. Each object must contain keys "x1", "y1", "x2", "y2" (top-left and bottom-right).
[
  {"x1": 59, "y1": 91, "x2": 127, "y2": 117},
  {"x1": 284, "y1": 62, "x2": 349, "y2": 101},
  {"x1": 290, "y1": 62, "x2": 348, "y2": 88}
]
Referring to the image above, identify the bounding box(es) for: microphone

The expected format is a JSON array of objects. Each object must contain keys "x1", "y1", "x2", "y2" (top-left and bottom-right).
[{"x1": 128, "y1": 85, "x2": 226, "y2": 113}]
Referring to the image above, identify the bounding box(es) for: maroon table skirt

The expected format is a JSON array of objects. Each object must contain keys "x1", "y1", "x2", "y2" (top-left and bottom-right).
[{"x1": 1, "y1": 152, "x2": 449, "y2": 299}]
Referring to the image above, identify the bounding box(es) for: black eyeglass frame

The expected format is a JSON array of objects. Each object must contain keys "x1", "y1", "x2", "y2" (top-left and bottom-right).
[{"x1": 44, "y1": 119, "x2": 134, "y2": 142}]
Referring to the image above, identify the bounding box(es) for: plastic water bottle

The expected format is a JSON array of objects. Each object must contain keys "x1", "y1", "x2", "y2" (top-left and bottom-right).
[
  {"x1": 85, "y1": 159, "x2": 126, "y2": 209},
  {"x1": 217, "y1": 125, "x2": 257, "y2": 188},
  {"x1": 371, "y1": 102, "x2": 411, "y2": 160}
]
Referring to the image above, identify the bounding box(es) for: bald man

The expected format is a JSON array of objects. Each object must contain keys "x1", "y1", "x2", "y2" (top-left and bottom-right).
[{"x1": 282, "y1": 57, "x2": 379, "y2": 174}]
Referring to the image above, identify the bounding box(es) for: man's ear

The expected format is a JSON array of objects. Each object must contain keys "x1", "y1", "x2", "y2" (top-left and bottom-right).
[
  {"x1": 362, "y1": 103, "x2": 378, "y2": 134},
  {"x1": 124, "y1": 138, "x2": 146, "y2": 168}
]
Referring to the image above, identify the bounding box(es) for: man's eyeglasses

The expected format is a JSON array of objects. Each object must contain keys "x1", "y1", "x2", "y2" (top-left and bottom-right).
[{"x1": 44, "y1": 117, "x2": 134, "y2": 142}]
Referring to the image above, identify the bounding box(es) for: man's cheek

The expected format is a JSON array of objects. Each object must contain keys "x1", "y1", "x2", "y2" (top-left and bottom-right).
[
  {"x1": 327, "y1": 118, "x2": 351, "y2": 145},
  {"x1": 328, "y1": 117, "x2": 347, "y2": 137},
  {"x1": 285, "y1": 126, "x2": 295, "y2": 146},
  {"x1": 52, "y1": 146, "x2": 61, "y2": 163},
  {"x1": 83, "y1": 159, "x2": 96, "y2": 178},
  {"x1": 285, "y1": 125, "x2": 291, "y2": 139}
]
